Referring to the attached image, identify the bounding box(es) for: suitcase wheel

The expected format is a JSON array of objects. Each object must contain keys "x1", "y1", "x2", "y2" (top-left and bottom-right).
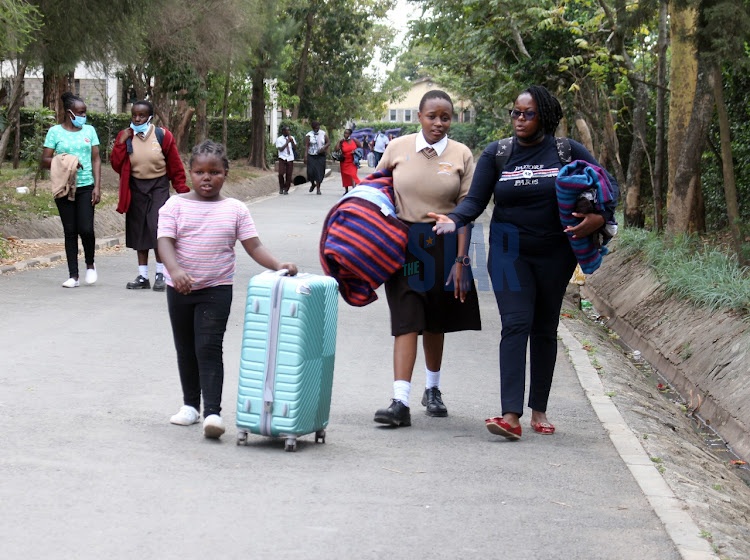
[
  {"x1": 284, "y1": 437, "x2": 297, "y2": 452},
  {"x1": 315, "y1": 429, "x2": 326, "y2": 444},
  {"x1": 236, "y1": 430, "x2": 248, "y2": 446}
]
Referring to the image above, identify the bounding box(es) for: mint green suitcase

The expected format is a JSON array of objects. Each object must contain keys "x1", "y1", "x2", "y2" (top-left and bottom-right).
[{"x1": 236, "y1": 271, "x2": 338, "y2": 451}]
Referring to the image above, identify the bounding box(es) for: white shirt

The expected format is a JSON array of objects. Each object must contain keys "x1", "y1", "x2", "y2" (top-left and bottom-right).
[
  {"x1": 415, "y1": 130, "x2": 448, "y2": 156},
  {"x1": 275, "y1": 134, "x2": 296, "y2": 161},
  {"x1": 306, "y1": 130, "x2": 324, "y2": 155},
  {"x1": 373, "y1": 132, "x2": 390, "y2": 153}
]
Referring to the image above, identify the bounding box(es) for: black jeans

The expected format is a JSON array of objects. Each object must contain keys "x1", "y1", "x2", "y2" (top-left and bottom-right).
[
  {"x1": 167, "y1": 285, "x2": 233, "y2": 417},
  {"x1": 55, "y1": 185, "x2": 95, "y2": 278},
  {"x1": 488, "y1": 233, "x2": 577, "y2": 417}
]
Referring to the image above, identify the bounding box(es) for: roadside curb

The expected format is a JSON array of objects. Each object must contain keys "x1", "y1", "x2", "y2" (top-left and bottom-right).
[
  {"x1": 559, "y1": 321, "x2": 719, "y2": 560},
  {"x1": 1, "y1": 236, "x2": 124, "y2": 275}
]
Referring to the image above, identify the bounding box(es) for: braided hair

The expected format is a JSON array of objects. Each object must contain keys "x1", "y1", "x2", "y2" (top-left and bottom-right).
[
  {"x1": 522, "y1": 85, "x2": 563, "y2": 136},
  {"x1": 61, "y1": 91, "x2": 84, "y2": 112},
  {"x1": 190, "y1": 140, "x2": 229, "y2": 171}
]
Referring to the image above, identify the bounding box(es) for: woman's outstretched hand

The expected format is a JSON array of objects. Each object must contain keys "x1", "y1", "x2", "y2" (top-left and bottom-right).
[{"x1": 427, "y1": 212, "x2": 456, "y2": 235}]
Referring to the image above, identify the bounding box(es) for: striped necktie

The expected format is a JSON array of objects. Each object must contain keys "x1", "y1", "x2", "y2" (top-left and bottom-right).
[{"x1": 421, "y1": 146, "x2": 437, "y2": 159}]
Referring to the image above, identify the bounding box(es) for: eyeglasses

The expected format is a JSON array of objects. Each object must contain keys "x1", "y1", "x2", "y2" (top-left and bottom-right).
[{"x1": 508, "y1": 109, "x2": 537, "y2": 120}]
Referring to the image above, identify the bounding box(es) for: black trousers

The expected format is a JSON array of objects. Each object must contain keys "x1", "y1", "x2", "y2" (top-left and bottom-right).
[
  {"x1": 488, "y1": 226, "x2": 577, "y2": 417},
  {"x1": 277, "y1": 159, "x2": 294, "y2": 192},
  {"x1": 54, "y1": 185, "x2": 95, "y2": 278},
  {"x1": 166, "y1": 285, "x2": 233, "y2": 417}
]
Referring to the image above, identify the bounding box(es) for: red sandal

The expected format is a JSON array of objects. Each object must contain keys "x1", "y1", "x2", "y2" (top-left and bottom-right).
[
  {"x1": 485, "y1": 417, "x2": 522, "y2": 440},
  {"x1": 530, "y1": 421, "x2": 556, "y2": 435}
]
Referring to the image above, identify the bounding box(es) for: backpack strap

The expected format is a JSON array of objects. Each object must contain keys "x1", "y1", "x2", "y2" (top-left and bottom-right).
[
  {"x1": 494, "y1": 137, "x2": 514, "y2": 174},
  {"x1": 125, "y1": 126, "x2": 165, "y2": 154},
  {"x1": 555, "y1": 137, "x2": 572, "y2": 164},
  {"x1": 494, "y1": 136, "x2": 572, "y2": 175}
]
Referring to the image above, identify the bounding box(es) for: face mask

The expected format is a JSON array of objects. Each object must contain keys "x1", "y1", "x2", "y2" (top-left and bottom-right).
[
  {"x1": 69, "y1": 110, "x2": 86, "y2": 128},
  {"x1": 130, "y1": 117, "x2": 152, "y2": 135}
]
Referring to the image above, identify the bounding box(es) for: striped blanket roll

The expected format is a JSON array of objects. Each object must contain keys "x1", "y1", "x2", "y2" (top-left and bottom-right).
[
  {"x1": 556, "y1": 160, "x2": 617, "y2": 274},
  {"x1": 319, "y1": 169, "x2": 408, "y2": 307}
]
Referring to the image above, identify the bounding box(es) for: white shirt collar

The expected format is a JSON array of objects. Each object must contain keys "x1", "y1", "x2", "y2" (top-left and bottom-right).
[{"x1": 415, "y1": 130, "x2": 448, "y2": 156}]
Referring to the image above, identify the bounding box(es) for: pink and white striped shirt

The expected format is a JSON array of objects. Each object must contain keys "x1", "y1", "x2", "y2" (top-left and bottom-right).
[{"x1": 158, "y1": 196, "x2": 258, "y2": 290}]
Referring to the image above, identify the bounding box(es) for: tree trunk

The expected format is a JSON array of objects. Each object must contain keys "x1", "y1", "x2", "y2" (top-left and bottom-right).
[
  {"x1": 293, "y1": 8, "x2": 315, "y2": 120},
  {"x1": 0, "y1": 60, "x2": 28, "y2": 171},
  {"x1": 666, "y1": 5, "x2": 698, "y2": 230},
  {"x1": 623, "y1": 82, "x2": 648, "y2": 228},
  {"x1": 194, "y1": 75, "x2": 208, "y2": 143},
  {"x1": 653, "y1": 0, "x2": 668, "y2": 231},
  {"x1": 222, "y1": 59, "x2": 231, "y2": 147},
  {"x1": 42, "y1": 69, "x2": 70, "y2": 120},
  {"x1": 249, "y1": 68, "x2": 268, "y2": 169},
  {"x1": 712, "y1": 69, "x2": 743, "y2": 263},
  {"x1": 574, "y1": 114, "x2": 594, "y2": 154},
  {"x1": 666, "y1": 57, "x2": 716, "y2": 234}
]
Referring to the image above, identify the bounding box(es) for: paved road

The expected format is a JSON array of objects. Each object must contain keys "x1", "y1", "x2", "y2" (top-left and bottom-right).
[{"x1": 1, "y1": 172, "x2": 685, "y2": 559}]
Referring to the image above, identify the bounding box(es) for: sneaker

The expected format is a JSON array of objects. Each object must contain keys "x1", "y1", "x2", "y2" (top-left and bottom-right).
[
  {"x1": 126, "y1": 275, "x2": 151, "y2": 290},
  {"x1": 374, "y1": 399, "x2": 411, "y2": 427},
  {"x1": 170, "y1": 405, "x2": 200, "y2": 426},
  {"x1": 152, "y1": 273, "x2": 166, "y2": 292},
  {"x1": 421, "y1": 387, "x2": 448, "y2": 417},
  {"x1": 84, "y1": 267, "x2": 97, "y2": 285},
  {"x1": 62, "y1": 277, "x2": 79, "y2": 288},
  {"x1": 203, "y1": 414, "x2": 226, "y2": 438}
]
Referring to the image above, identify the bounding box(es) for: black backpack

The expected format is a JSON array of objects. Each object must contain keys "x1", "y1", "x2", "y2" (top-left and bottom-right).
[{"x1": 494, "y1": 136, "x2": 572, "y2": 174}]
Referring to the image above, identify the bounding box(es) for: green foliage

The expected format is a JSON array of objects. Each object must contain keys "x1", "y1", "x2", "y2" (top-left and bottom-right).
[
  {"x1": 617, "y1": 229, "x2": 750, "y2": 316},
  {"x1": 0, "y1": 0, "x2": 42, "y2": 56},
  {"x1": 19, "y1": 108, "x2": 55, "y2": 168}
]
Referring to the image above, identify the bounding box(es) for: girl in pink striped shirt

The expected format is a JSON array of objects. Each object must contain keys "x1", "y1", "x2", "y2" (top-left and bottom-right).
[{"x1": 158, "y1": 140, "x2": 298, "y2": 439}]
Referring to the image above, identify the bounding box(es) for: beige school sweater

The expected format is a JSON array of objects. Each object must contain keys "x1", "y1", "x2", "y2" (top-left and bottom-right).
[
  {"x1": 130, "y1": 125, "x2": 167, "y2": 179},
  {"x1": 377, "y1": 133, "x2": 475, "y2": 223}
]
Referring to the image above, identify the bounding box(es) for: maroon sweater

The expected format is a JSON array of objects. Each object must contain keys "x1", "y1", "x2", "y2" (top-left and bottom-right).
[{"x1": 111, "y1": 126, "x2": 188, "y2": 214}]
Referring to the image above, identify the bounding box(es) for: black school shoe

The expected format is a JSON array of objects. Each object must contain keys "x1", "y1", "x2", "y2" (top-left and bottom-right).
[
  {"x1": 126, "y1": 275, "x2": 151, "y2": 289},
  {"x1": 152, "y1": 273, "x2": 166, "y2": 292},
  {"x1": 374, "y1": 399, "x2": 411, "y2": 427},
  {"x1": 421, "y1": 387, "x2": 448, "y2": 417}
]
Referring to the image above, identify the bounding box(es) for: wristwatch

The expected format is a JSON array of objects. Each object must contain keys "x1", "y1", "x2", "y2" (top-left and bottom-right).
[{"x1": 455, "y1": 255, "x2": 471, "y2": 266}]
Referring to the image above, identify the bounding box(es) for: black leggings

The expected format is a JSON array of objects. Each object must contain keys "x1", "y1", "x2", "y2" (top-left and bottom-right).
[
  {"x1": 488, "y1": 229, "x2": 577, "y2": 417},
  {"x1": 166, "y1": 285, "x2": 233, "y2": 418},
  {"x1": 55, "y1": 186, "x2": 95, "y2": 278}
]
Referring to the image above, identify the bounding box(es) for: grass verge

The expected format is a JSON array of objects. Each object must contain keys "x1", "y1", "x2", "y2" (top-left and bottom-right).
[{"x1": 616, "y1": 228, "x2": 750, "y2": 317}]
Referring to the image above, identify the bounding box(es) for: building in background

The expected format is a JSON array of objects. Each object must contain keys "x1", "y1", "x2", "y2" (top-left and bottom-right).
[
  {"x1": 1, "y1": 62, "x2": 122, "y2": 113},
  {"x1": 383, "y1": 77, "x2": 474, "y2": 124}
]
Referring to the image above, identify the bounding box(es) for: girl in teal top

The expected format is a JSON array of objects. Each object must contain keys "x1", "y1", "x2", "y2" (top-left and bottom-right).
[{"x1": 41, "y1": 92, "x2": 102, "y2": 288}]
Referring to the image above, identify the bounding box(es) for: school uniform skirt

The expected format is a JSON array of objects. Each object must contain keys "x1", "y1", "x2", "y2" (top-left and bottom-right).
[
  {"x1": 385, "y1": 223, "x2": 482, "y2": 336},
  {"x1": 125, "y1": 175, "x2": 170, "y2": 250}
]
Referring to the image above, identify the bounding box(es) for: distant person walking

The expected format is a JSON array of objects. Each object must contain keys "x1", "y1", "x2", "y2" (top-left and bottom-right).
[
  {"x1": 274, "y1": 125, "x2": 296, "y2": 195},
  {"x1": 371, "y1": 130, "x2": 390, "y2": 167},
  {"x1": 111, "y1": 100, "x2": 188, "y2": 291},
  {"x1": 304, "y1": 121, "x2": 329, "y2": 195},
  {"x1": 158, "y1": 140, "x2": 298, "y2": 439},
  {"x1": 40, "y1": 92, "x2": 101, "y2": 288},
  {"x1": 335, "y1": 128, "x2": 362, "y2": 194}
]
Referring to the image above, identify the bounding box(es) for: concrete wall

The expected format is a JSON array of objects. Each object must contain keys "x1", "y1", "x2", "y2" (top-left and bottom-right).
[{"x1": 582, "y1": 249, "x2": 750, "y2": 461}]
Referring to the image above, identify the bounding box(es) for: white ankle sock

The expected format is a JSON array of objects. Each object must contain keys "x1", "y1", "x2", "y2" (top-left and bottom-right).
[
  {"x1": 139, "y1": 265, "x2": 148, "y2": 278},
  {"x1": 155, "y1": 263, "x2": 164, "y2": 274},
  {"x1": 426, "y1": 367, "x2": 441, "y2": 389},
  {"x1": 393, "y1": 380, "x2": 411, "y2": 406}
]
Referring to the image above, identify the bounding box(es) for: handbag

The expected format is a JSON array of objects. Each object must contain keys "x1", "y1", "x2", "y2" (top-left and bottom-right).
[{"x1": 331, "y1": 149, "x2": 344, "y2": 162}]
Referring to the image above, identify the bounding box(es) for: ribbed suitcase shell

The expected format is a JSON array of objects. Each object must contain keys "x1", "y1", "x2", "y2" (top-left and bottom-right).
[{"x1": 236, "y1": 271, "x2": 338, "y2": 451}]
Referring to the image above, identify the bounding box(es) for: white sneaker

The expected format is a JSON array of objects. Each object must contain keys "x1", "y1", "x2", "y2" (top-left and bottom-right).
[
  {"x1": 170, "y1": 405, "x2": 200, "y2": 426},
  {"x1": 85, "y1": 267, "x2": 97, "y2": 285},
  {"x1": 203, "y1": 414, "x2": 225, "y2": 439},
  {"x1": 62, "y1": 278, "x2": 79, "y2": 288}
]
